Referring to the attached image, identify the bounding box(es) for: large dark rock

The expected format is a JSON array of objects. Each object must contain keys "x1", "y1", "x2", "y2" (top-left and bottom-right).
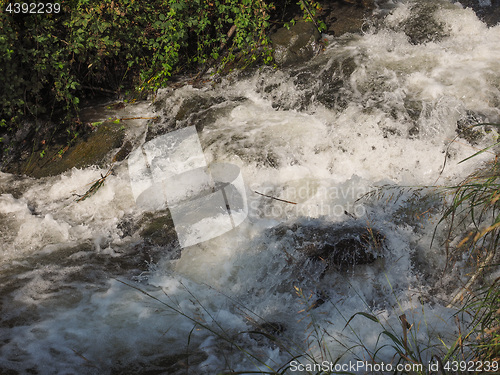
[
  {"x1": 321, "y1": 0, "x2": 375, "y2": 37},
  {"x1": 247, "y1": 321, "x2": 287, "y2": 349},
  {"x1": 4, "y1": 120, "x2": 126, "y2": 178},
  {"x1": 399, "y1": 2, "x2": 450, "y2": 45},
  {"x1": 136, "y1": 210, "x2": 181, "y2": 261},
  {"x1": 139, "y1": 211, "x2": 179, "y2": 249},
  {"x1": 270, "y1": 21, "x2": 321, "y2": 66},
  {"x1": 301, "y1": 225, "x2": 384, "y2": 268},
  {"x1": 264, "y1": 219, "x2": 385, "y2": 309},
  {"x1": 271, "y1": 219, "x2": 385, "y2": 272}
]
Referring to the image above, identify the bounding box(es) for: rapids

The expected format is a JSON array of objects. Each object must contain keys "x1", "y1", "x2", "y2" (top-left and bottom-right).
[{"x1": 1, "y1": 0, "x2": 500, "y2": 373}]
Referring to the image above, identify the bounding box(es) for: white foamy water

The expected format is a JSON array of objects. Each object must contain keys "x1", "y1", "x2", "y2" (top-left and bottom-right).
[{"x1": 1, "y1": 1, "x2": 500, "y2": 374}]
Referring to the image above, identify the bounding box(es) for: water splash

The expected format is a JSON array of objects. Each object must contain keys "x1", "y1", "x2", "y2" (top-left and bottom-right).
[{"x1": 1, "y1": 1, "x2": 500, "y2": 373}]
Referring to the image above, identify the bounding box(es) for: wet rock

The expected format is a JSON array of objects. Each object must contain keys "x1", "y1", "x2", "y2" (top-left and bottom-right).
[
  {"x1": 139, "y1": 211, "x2": 178, "y2": 248},
  {"x1": 257, "y1": 321, "x2": 286, "y2": 336},
  {"x1": 456, "y1": 112, "x2": 491, "y2": 145},
  {"x1": 148, "y1": 94, "x2": 236, "y2": 142},
  {"x1": 6, "y1": 121, "x2": 125, "y2": 178},
  {"x1": 270, "y1": 21, "x2": 321, "y2": 66},
  {"x1": 137, "y1": 210, "x2": 181, "y2": 260},
  {"x1": 321, "y1": 0, "x2": 375, "y2": 36},
  {"x1": 404, "y1": 98, "x2": 423, "y2": 123},
  {"x1": 381, "y1": 127, "x2": 402, "y2": 138},
  {"x1": 256, "y1": 47, "x2": 358, "y2": 111},
  {"x1": 249, "y1": 321, "x2": 285, "y2": 338},
  {"x1": 174, "y1": 95, "x2": 225, "y2": 123},
  {"x1": 109, "y1": 211, "x2": 181, "y2": 270},
  {"x1": 248, "y1": 321, "x2": 286, "y2": 348},
  {"x1": 301, "y1": 226, "x2": 384, "y2": 268},
  {"x1": 271, "y1": 219, "x2": 385, "y2": 271},
  {"x1": 457, "y1": 0, "x2": 500, "y2": 27},
  {"x1": 262, "y1": 219, "x2": 386, "y2": 309},
  {"x1": 313, "y1": 57, "x2": 357, "y2": 110},
  {"x1": 112, "y1": 140, "x2": 133, "y2": 162},
  {"x1": 408, "y1": 125, "x2": 420, "y2": 138},
  {"x1": 399, "y1": 1, "x2": 450, "y2": 45}
]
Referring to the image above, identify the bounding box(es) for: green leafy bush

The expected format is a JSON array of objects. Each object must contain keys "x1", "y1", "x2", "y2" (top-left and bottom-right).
[
  {"x1": 0, "y1": 0, "x2": 291, "y2": 131},
  {"x1": 0, "y1": 8, "x2": 75, "y2": 124}
]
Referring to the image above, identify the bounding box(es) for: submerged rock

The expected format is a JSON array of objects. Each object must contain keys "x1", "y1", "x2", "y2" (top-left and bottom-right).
[
  {"x1": 148, "y1": 92, "x2": 242, "y2": 141},
  {"x1": 137, "y1": 210, "x2": 181, "y2": 260},
  {"x1": 113, "y1": 210, "x2": 181, "y2": 269},
  {"x1": 139, "y1": 211, "x2": 179, "y2": 248},
  {"x1": 264, "y1": 219, "x2": 386, "y2": 309},
  {"x1": 248, "y1": 321, "x2": 287, "y2": 349},
  {"x1": 271, "y1": 219, "x2": 385, "y2": 272},
  {"x1": 456, "y1": 112, "x2": 492, "y2": 145},
  {"x1": 386, "y1": 1, "x2": 451, "y2": 45},
  {"x1": 301, "y1": 225, "x2": 384, "y2": 268}
]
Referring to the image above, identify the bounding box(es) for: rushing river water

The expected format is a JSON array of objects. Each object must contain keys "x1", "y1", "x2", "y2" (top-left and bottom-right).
[{"x1": 1, "y1": 1, "x2": 500, "y2": 374}]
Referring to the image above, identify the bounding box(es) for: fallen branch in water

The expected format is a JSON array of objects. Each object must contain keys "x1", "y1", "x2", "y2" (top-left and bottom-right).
[
  {"x1": 254, "y1": 190, "x2": 297, "y2": 205},
  {"x1": 73, "y1": 165, "x2": 114, "y2": 202}
]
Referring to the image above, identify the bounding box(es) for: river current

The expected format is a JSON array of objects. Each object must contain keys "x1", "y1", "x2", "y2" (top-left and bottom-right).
[{"x1": 1, "y1": 1, "x2": 500, "y2": 374}]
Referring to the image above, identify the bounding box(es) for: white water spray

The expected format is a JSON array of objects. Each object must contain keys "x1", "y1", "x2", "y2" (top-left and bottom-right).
[{"x1": 1, "y1": 1, "x2": 499, "y2": 373}]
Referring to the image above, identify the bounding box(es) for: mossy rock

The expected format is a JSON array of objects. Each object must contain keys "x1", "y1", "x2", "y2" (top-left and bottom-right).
[
  {"x1": 139, "y1": 211, "x2": 179, "y2": 248},
  {"x1": 136, "y1": 210, "x2": 181, "y2": 261},
  {"x1": 9, "y1": 121, "x2": 125, "y2": 178},
  {"x1": 270, "y1": 20, "x2": 320, "y2": 67}
]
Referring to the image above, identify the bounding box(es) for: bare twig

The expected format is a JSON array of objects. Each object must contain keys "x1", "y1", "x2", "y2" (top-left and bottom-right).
[
  {"x1": 73, "y1": 165, "x2": 114, "y2": 202},
  {"x1": 253, "y1": 190, "x2": 297, "y2": 205}
]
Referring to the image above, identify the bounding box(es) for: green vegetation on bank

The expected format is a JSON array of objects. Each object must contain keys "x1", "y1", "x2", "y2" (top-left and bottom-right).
[{"x1": 0, "y1": 0, "x2": 323, "y2": 136}]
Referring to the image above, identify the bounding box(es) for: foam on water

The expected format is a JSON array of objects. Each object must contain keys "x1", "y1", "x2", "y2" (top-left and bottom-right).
[{"x1": 1, "y1": 1, "x2": 500, "y2": 373}]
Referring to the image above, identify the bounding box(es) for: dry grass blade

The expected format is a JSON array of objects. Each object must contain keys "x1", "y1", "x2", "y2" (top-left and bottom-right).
[{"x1": 464, "y1": 277, "x2": 500, "y2": 363}]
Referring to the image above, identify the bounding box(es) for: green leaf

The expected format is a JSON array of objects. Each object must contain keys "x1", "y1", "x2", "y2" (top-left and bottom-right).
[
  {"x1": 343, "y1": 312, "x2": 380, "y2": 330},
  {"x1": 458, "y1": 141, "x2": 500, "y2": 164}
]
